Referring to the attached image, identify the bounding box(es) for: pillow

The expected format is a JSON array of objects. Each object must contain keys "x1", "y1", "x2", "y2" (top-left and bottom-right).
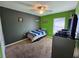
[{"x1": 27, "y1": 32, "x2": 36, "y2": 39}]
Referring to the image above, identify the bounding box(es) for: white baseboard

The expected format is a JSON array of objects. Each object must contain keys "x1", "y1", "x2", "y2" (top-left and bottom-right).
[{"x1": 5, "y1": 38, "x2": 26, "y2": 47}]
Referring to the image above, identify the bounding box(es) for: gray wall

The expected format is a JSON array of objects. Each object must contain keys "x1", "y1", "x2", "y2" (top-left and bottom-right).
[
  {"x1": 0, "y1": 7, "x2": 1, "y2": 16},
  {"x1": 0, "y1": 7, "x2": 40, "y2": 45}
]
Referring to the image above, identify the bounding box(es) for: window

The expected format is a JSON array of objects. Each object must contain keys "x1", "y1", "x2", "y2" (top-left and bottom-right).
[{"x1": 53, "y1": 17, "x2": 65, "y2": 34}]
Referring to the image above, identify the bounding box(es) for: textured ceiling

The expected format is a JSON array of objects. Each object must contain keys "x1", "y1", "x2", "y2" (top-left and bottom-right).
[{"x1": 0, "y1": 1, "x2": 78, "y2": 16}]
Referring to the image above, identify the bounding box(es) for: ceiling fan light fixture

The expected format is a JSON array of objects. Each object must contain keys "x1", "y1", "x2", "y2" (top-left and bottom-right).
[
  {"x1": 33, "y1": 4, "x2": 48, "y2": 14},
  {"x1": 39, "y1": 10, "x2": 44, "y2": 14}
]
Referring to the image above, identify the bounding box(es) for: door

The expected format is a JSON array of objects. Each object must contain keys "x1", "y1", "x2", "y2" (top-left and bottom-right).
[
  {"x1": 0, "y1": 17, "x2": 5, "y2": 58},
  {"x1": 75, "y1": 15, "x2": 79, "y2": 38}
]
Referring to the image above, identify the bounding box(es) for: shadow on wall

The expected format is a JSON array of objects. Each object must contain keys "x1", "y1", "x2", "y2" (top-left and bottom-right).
[{"x1": 0, "y1": 7, "x2": 40, "y2": 45}]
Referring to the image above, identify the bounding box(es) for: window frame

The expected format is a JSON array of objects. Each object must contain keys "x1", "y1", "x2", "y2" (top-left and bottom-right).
[{"x1": 53, "y1": 17, "x2": 65, "y2": 34}]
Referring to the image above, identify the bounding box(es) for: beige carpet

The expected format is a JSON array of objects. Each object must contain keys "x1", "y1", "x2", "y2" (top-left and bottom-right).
[{"x1": 5, "y1": 37, "x2": 52, "y2": 58}]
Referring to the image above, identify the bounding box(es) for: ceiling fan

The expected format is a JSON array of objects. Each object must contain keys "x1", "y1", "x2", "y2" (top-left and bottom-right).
[
  {"x1": 18, "y1": 2, "x2": 53, "y2": 14},
  {"x1": 32, "y1": 4, "x2": 49, "y2": 14}
]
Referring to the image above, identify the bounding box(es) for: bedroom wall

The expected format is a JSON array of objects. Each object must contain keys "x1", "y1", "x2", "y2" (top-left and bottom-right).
[
  {"x1": 0, "y1": 7, "x2": 1, "y2": 16},
  {"x1": 76, "y1": 2, "x2": 79, "y2": 14},
  {"x1": 0, "y1": 47, "x2": 2, "y2": 58},
  {"x1": 0, "y1": 7, "x2": 40, "y2": 45},
  {"x1": 40, "y1": 10, "x2": 75, "y2": 37}
]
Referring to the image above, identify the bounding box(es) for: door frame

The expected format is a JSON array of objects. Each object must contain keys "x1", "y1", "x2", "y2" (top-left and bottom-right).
[{"x1": 0, "y1": 17, "x2": 6, "y2": 58}]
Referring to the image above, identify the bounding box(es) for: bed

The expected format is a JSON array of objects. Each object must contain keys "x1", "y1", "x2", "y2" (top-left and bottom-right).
[{"x1": 26, "y1": 29, "x2": 47, "y2": 42}]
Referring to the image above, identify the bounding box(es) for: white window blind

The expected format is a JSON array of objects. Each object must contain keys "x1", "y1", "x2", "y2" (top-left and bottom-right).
[{"x1": 53, "y1": 17, "x2": 65, "y2": 34}]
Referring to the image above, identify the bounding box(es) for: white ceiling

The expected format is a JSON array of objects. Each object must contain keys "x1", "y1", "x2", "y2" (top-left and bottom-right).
[{"x1": 0, "y1": 1, "x2": 78, "y2": 16}]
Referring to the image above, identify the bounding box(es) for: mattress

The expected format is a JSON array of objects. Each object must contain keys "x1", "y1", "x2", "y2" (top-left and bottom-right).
[{"x1": 27, "y1": 29, "x2": 47, "y2": 42}]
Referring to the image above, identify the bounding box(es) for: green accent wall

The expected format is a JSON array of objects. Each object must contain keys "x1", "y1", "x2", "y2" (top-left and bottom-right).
[
  {"x1": 0, "y1": 47, "x2": 2, "y2": 58},
  {"x1": 76, "y1": 2, "x2": 79, "y2": 14},
  {"x1": 40, "y1": 10, "x2": 75, "y2": 37}
]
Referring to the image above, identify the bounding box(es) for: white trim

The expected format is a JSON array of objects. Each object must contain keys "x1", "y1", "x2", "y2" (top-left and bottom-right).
[{"x1": 5, "y1": 38, "x2": 26, "y2": 47}]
